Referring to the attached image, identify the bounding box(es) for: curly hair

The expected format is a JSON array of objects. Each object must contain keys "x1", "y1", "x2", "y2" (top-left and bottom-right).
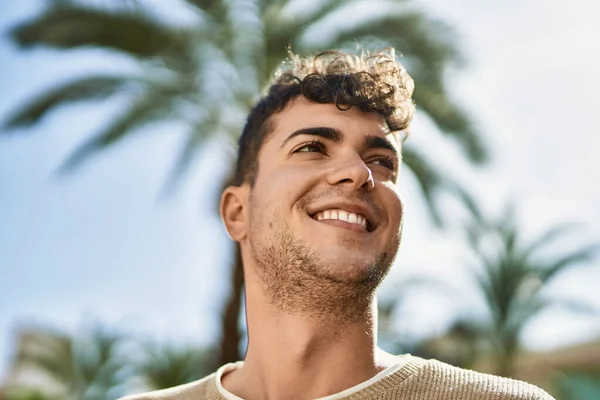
[{"x1": 233, "y1": 48, "x2": 415, "y2": 187}]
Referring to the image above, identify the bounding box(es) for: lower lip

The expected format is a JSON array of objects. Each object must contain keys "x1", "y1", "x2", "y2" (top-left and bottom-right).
[{"x1": 312, "y1": 218, "x2": 369, "y2": 233}]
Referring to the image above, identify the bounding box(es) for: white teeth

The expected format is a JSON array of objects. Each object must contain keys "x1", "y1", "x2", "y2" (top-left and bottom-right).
[
  {"x1": 314, "y1": 209, "x2": 368, "y2": 229},
  {"x1": 359, "y1": 216, "x2": 367, "y2": 229},
  {"x1": 339, "y1": 210, "x2": 348, "y2": 222}
]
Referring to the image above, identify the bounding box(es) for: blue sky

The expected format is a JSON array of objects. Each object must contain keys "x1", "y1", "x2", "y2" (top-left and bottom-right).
[{"x1": 2, "y1": 0, "x2": 600, "y2": 378}]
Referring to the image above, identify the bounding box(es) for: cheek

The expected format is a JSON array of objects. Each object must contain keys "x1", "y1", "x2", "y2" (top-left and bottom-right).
[
  {"x1": 381, "y1": 184, "x2": 404, "y2": 228},
  {"x1": 251, "y1": 171, "x2": 303, "y2": 221},
  {"x1": 260, "y1": 164, "x2": 324, "y2": 206}
]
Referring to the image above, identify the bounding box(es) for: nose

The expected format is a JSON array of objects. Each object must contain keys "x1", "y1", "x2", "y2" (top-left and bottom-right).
[{"x1": 326, "y1": 154, "x2": 375, "y2": 192}]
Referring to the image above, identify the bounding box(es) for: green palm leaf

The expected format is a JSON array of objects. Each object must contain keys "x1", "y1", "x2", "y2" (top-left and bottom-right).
[
  {"x1": 413, "y1": 84, "x2": 484, "y2": 162},
  {"x1": 9, "y1": 3, "x2": 190, "y2": 60},
  {"x1": 540, "y1": 296, "x2": 600, "y2": 316},
  {"x1": 2, "y1": 75, "x2": 149, "y2": 129},
  {"x1": 4, "y1": 0, "x2": 493, "y2": 366},
  {"x1": 159, "y1": 118, "x2": 226, "y2": 195},
  {"x1": 402, "y1": 146, "x2": 444, "y2": 225},
  {"x1": 58, "y1": 92, "x2": 174, "y2": 173},
  {"x1": 321, "y1": 11, "x2": 462, "y2": 65},
  {"x1": 461, "y1": 197, "x2": 599, "y2": 375},
  {"x1": 134, "y1": 342, "x2": 214, "y2": 390},
  {"x1": 317, "y1": 10, "x2": 484, "y2": 162},
  {"x1": 539, "y1": 245, "x2": 600, "y2": 282},
  {"x1": 183, "y1": 0, "x2": 227, "y2": 22},
  {"x1": 521, "y1": 223, "x2": 581, "y2": 261},
  {"x1": 11, "y1": 324, "x2": 126, "y2": 400}
]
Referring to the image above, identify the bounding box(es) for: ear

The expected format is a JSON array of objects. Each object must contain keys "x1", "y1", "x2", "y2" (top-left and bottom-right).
[{"x1": 220, "y1": 185, "x2": 249, "y2": 242}]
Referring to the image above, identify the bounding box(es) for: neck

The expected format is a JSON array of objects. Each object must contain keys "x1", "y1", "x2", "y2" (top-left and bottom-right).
[{"x1": 222, "y1": 270, "x2": 398, "y2": 400}]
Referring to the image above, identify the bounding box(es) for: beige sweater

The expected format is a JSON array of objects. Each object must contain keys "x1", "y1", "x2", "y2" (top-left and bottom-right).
[{"x1": 120, "y1": 355, "x2": 554, "y2": 400}]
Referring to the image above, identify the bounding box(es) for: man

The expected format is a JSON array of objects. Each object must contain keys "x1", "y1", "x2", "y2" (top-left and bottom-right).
[{"x1": 122, "y1": 49, "x2": 554, "y2": 399}]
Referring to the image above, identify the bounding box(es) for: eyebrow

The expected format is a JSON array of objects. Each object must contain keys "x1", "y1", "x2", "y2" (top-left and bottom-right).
[
  {"x1": 280, "y1": 125, "x2": 399, "y2": 158},
  {"x1": 364, "y1": 135, "x2": 399, "y2": 158},
  {"x1": 280, "y1": 127, "x2": 343, "y2": 149}
]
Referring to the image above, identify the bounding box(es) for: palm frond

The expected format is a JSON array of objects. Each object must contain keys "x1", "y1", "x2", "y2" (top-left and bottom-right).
[
  {"x1": 263, "y1": 0, "x2": 355, "y2": 47},
  {"x1": 539, "y1": 244, "x2": 600, "y2": 283},
  {"x1": 521, "y1": 223, "x2": 581, "y2": 260},
  {"x1": 256, "y1": 0, "x2": 292, "y2": 15},
  {"x1": 159, "y1": 118, "x2": 221, "y2": 196},
  {"x1": 449, "y1": 182, "x2": 487, "y2": 226},
  {"x1": 455, "y1": 192, "x2": 599, "y2": 375},
  {"x1": 402, "y1": 146, "x2": 445, "y2": 225},
  {"x1": 505, "y1": 297, "x2": 545, "y2": 332},
  {"x1": 473, "y1": 268, "x2": 500, "y2": 320},
  {"x1": 541, "y1": 296, "x2": 600, "y2": 316},
  {"x1": 183, "y1": 0, "x2": 227, "y2": 22},
  {"x1": 9, "y1": 3, "x2": 190, "y2": 60},
  {"x1": 57, "y1": 93, "x2": 175, "y2": 172},
  {"x1": 135, "y1": 342, "x2": 214, "y2": 390},
  {"x1": 75, "y1": 327, "x2": 122, "y2": 386},
  {"x1": 296, "y1": 0, "x2": 356, "y2": 26},
  {"x1": 307, "y1": 9, "x2": 485, "y2": 163},
  {"x1": 499, "y1": 223, "x2": 519, "y2": 258},
  {"x1": 320, "y1": 10, "x2": 462, "y2": 64},
  {"x1": 412, "y1": 84, "x2": 485, "y2": 163},
  {"x1": 261, "y1": 0, "x2": 362, "y2": 78},
  {"x1": 2, "y1": 75, "x2": 149, "y2": 130}
]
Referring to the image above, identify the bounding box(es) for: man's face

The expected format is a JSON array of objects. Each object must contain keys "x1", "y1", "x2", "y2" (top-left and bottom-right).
[{"x1": 245, "y1": 97, "x2": 404, "y2": 289}]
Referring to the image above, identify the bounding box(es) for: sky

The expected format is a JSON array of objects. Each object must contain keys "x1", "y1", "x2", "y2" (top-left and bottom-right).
[{"x1": 1, "y1": 0, "x2": 600, "y2": 379}]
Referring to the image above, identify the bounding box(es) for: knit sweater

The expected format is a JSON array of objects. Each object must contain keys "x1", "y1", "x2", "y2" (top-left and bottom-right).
[{"x1": 120, "y1": 355, "x2": 554, "y2": 400}]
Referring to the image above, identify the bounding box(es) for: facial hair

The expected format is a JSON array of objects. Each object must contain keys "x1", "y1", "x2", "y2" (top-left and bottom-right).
[{"x1": 248, "y1": 193, "x2": 400, "y2": 326}]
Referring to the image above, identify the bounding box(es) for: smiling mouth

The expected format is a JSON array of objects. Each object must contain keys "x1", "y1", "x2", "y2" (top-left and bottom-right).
[{"x1": 310, "y1": 209, "x2": 375, "y2": 232}]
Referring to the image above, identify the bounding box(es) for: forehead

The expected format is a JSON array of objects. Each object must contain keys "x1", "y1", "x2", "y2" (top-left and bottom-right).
[{"x1": 266, "y1": 97, "x2": 396, "y2": 145}]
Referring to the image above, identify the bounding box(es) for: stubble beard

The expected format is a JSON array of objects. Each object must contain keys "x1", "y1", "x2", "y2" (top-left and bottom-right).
[{"x1": 248, "y1": 206, "x2": 400, "y2": 326}]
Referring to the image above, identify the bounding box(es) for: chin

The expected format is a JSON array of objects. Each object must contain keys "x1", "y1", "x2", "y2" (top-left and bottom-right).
[{"x1": 318, "y1": 255, "x2": 387, "y2": 283}]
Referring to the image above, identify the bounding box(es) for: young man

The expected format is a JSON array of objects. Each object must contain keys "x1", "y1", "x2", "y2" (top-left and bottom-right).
[{"x1": 123, "y1": 50, "x2": 554, "y2": 399}]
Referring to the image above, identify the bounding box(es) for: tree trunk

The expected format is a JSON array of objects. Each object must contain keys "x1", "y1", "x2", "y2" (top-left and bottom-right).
[
  {"x1": 497, "y1": 335, "x2": 518, "y2": 378},
  {"x1": 217, "y1": 244, "x2": 244, "y2": 367}
]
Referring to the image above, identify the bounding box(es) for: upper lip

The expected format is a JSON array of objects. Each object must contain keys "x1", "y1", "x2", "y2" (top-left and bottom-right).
[{"x1": 308, "y1": 201, "x2": 380, "y2": 231}]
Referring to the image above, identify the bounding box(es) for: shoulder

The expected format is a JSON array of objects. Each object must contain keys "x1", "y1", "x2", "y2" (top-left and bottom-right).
[
  {"x1": 116, "y1": 373, "x2": 216, "y2": 400},
  {"x1": 409, "y1": 356, "x2": 555, "y2": 399}
]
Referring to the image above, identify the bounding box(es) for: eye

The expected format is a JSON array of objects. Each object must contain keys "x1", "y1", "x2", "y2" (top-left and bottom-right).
[
  {"x1": 370, "y1": 156, "x2": 395, "y2": 170},
  {"x1": 294, "y1": 141, "x2": 325, "y2": 154}
]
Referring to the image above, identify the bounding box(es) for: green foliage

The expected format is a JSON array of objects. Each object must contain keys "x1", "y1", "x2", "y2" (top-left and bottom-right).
[
  {"x1": 7, "y1": 324, "x2": 216, "y2": 399},
  {"x1": 3, "y1": 0, "x2": 488, "y2": 365},
  {"x1": 402, "y1": 147, "x2": 444, "y2": 224},
  {"x1": 11, "y1": 324, "x2": 127, "y2": 400},
  {"x1": 3, "y1": 75, "x2": 143, "y2": 128},
  {"x1": 460, "y1": 193, "x2": 599, "y2": 376},
  {"x1": 3, "y1": 0, "x2": 485, "y2": 213},
  {"x1": 9, "y1": 4, "x2": 190, "y2": 59},
  {"x1": 132, "y1": 342, "x2": 215, "y2": 390},
  {"x1": 392, "y1": 189, "x2": 599, "y2": 376}
]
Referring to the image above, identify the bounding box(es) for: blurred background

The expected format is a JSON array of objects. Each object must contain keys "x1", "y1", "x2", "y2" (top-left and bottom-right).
[{"x1": 1, "y1": 0, "x2": 599, "y2": 399}]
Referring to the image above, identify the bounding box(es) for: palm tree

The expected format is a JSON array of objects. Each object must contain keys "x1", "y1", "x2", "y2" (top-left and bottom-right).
[
  {"x1": 130, "y1": 341, "x2": 215, "y2": 391},
  {"x1": 7, "y1": 324, "x2": 127, "y2": 400},
  {"x1": 458, "y1": 194, "x2": 599, "y2": 377},
  {"x1": 2, "y1": 0, "x2": 487, "y2": 365}
]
